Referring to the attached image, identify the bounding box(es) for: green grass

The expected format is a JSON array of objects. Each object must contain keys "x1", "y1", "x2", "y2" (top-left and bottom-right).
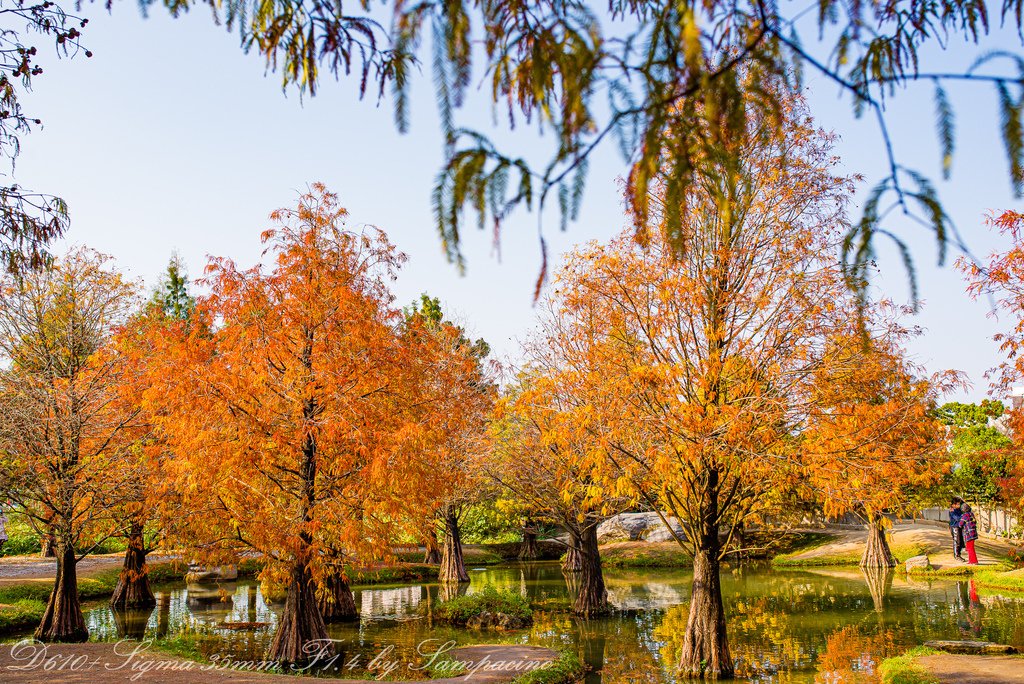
[
  {"x1": 600, "y1": 542, "x2": 692, "y2": 568},
  {"x1": 768, "y1": 531, "x2": 836, "y2": 556},
  {"x1": 392, "y1": 547, "x2": 503, "y2": 565},
  {"x1": 510, "y1": 648, "x2": 585, "y2": 684},
  {"x1": 349, "y1": 562, "x2": 436, "y2": 585},
  {"x1": 878, "y1": 647, "x2": 940, "y2": 684},
  {"x1": 973, "y1": 568, "x2": 1024, "y2": 593},
  {"x1": 0, "y1": 599, "x2": 46, "y2": 634},
  {"x1": 773, "y1": 542, "x2": 934, "y2": 568},
  {"x1": 433, "y1": 585, "x2": 532, "y2": 625}
]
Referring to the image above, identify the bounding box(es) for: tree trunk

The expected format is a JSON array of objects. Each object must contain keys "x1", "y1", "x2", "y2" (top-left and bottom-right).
[
  {"x1": 518, "y1": 521, "x2": 539, "y2": 560},
  {"x1": 268, "y1": 375, "x2": 332, "y2": 667},
  {"x1": 35, "y1": 542, "x2": 87, "y2": 642},
  {"x1": 573, "y1": 524, "x2": 609, "y2": 616},
  {"x1": 677, "y1": 470, "x2": 732, "y2": 679},
  {"x1": 318, "y1": 570, "x2": 358, "y2": 622},
  {"x1": 860, "y1": 516, "x2": 896, "y2": 568},
  {"x1": 439, "y1": 507, "x2": 469, "y2": 583},
  {"x1": 424, "y1": 528, "x2": 441, "y2": 565},
  {"x1": 110, "y1": 522, "x2": 155, "y2": 609},
  {"x1": 562, "y1": 532, "x2": 583, "y2": 572},
  {"x1": 40, "y1": 526, "x2": 56, "y2": 558},
  {"x1": 268, "y1": 561, "x2": 330, "y2": 666}
]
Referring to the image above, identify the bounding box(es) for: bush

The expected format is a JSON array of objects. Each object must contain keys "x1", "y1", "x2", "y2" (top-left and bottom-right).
[
  {"x1": 0, "y1": 516, "x2": 42, "y2": 557},
  {"x1": 433, "y1": 585, "x2": 532, "y2": 624}
]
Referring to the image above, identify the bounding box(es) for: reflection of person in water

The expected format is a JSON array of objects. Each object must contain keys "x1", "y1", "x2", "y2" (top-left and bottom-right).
[{"x1": 955, "y1": 580, "x2": 984, "y2": 638}]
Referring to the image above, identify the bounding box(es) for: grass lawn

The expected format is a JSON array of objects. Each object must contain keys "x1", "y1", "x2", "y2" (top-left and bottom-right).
[{"x1": 772, "y1": 542, "x2": 934, "y2": 568}]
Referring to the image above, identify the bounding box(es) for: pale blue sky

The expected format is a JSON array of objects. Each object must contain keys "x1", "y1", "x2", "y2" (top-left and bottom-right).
[{"x1": 10, "y1": 5, "x2": 1023, "y2": 402}]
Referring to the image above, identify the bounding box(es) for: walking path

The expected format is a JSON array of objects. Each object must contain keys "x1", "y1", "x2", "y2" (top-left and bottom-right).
[
  {"x1": 917, "y1": 653, "x2": 1024, "y2": 683},
  {"x1": 780, "y1": 523, "x2": 1017, "y2": 569},
  {"x1": 0, "y1": 641, "x2": 559, "y2": 683}
]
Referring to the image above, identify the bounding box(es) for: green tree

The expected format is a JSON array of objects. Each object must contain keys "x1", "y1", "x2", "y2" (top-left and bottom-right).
[
  {"x1": 939, "y1": 401, "x2": 1015, "y2": 503},
  {"x1": 149, "y1": 253, "x2": 195, "y2": 320},
  {"x1": 936, "y1": 400, "x2": 1005, "y2": 428}
]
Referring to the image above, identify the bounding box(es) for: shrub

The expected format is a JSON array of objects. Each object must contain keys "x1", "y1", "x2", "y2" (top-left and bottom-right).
[{"x1": 433, "y1": 585, "x2": 531, "y2": 624}]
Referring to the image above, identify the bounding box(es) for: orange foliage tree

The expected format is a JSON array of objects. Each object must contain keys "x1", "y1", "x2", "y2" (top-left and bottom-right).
[
  {"x1": 960, "y1": 210, "x2": 1024, "y2": 511},
  {"x1": 105, "y1": 261, "x2": 199, "y2": 611},
  {"x1": 802, "y1": 311, "x2": 954, "y2": 567},
  {"x1": 140, "y1": 185, "x2": 435, "y2": 665},
  {"x1": 400, "y1": 294, "x2": 496, "y2": 584},
  {"x1": 0, "y1": 248, "x2": 142, "y2": 641},
  {"x1": 488, "y1": 367, "x2": 630, "y2": 616},
  {"x1": 521, "y1": 98, "x2": 860, "y2": 677}
]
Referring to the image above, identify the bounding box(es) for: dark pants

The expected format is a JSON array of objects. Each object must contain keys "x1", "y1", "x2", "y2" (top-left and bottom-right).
[{"x1": 951, "y1": 526, "x2": 964, "y2": 557}]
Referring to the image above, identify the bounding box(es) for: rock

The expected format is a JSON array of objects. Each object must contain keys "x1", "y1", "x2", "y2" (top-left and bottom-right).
[
  {"x1": 905, "y1": 554, "x2": 930, "y2": 572},
  {"x1": 465, "y1": 611, "x2": 531, "y2": 630},
  {"x1": 185, "y1": 562, "x2": 238, "y2": 582},
  {"x1": 924, "y1": 640, "x2": 1019, "y2": 655},
  {"x1": 597, "y1": 512, "x2": 684, "y2": 543}
]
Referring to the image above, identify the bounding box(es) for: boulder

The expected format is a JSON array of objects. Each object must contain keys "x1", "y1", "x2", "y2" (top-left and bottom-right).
[
  {"x1": 185, "y1": 562, "x2": 238, "y2": 583},
  {"x1": 924, "y1": 640, "x2": 1018, "y2": 655},
  {"x1": 597, "y1": 512, "x2": 684, "y2": 543},
  {"x1": 905, "y1": 555, "x2": 930, "y2": 572}
]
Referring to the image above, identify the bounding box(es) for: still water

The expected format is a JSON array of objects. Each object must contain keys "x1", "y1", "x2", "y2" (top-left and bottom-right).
[{"x1": 80, "y1": 562, "x2": 1024, "y2": 683}]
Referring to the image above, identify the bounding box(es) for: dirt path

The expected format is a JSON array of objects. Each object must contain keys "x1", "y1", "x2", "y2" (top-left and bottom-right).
[
  {"x1": 0, "y1": 641, "x2": 559, "y2": 683},
  {"x1": 0, "y1": 553, "x2": 182, "y2": 587},
  {"x1": 917, "y1": 654, "x2": 1024, "y2": 683},
  {"x1": 785, "y1": 523, "x2": 1017, "y2": 569}
]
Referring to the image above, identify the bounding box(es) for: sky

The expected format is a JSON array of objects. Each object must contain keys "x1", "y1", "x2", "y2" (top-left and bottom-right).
[{"x1": 9, "y1": 4, "x2": 1024, "y2": 402}]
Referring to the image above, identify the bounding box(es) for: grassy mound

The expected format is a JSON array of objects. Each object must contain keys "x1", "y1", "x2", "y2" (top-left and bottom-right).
[
  {"x1": 600, "y1": 542, "x2": 691, "y2": 568},
  {"x1": 878, "y1": 647, "x2": 940, "y2": 684},
  {"x1": 511, "y1": 648, "x2": 586, "y2": 683},
  {"x1": 433, "y1": 585, "x2": 531, "y2": 625}
]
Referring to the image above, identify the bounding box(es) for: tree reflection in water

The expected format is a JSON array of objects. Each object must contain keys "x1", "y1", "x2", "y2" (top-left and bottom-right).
[{"x1": 814, "y1": 625, "x2": 900, "y2": 683}]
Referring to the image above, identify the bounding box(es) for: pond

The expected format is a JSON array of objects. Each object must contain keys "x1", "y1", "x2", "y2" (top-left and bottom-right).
[{"x1": 77, "y1": 561, "x2": 1024, "y2": 683}]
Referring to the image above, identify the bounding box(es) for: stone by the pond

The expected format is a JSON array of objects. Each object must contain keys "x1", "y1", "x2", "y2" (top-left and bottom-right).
[
  {"x1": 597, "y1": 512, "x2": 684, "y2": 543},
  {"x1": 465, "y1": 611, "x2": 532, "y2": 630},
  {"x1": 185, "y1": 562, "x2": 238, "y2": 582},
  {"x1": 905, "y1": 554, "x2": 930, "y2": 571},
  {"x1": 924, "y1": 640, "x2": 1019, "y2": 655}
]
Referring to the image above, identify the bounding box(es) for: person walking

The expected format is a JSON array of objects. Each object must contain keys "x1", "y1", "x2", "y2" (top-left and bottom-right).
[
  {"x1": 949, "y1": 496, "x2": 965, "y2": 561},
  {"x1": 958, "y1": 502, "x2": 980, "y2": 565}
]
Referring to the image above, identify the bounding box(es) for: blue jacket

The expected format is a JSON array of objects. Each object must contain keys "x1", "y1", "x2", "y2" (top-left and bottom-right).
[{"x1": 949, "y1": 508, "x2": 963, "y2": 529}]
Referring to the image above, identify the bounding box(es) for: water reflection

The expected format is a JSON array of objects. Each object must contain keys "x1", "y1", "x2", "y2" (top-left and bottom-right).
[{"x1": 67, "y1": 561, "x2": 1024, "y2": 683}]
